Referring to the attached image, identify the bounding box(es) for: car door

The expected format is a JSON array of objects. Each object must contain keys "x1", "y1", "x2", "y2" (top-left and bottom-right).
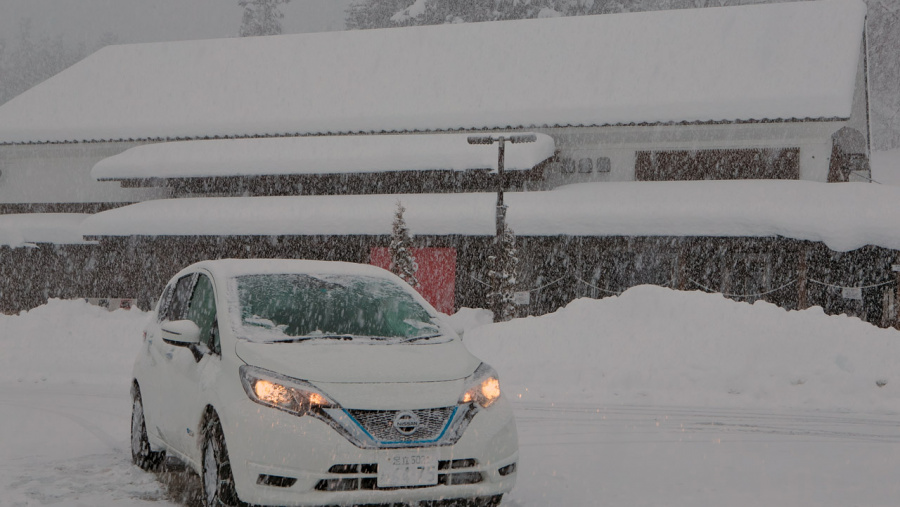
[
  {"x1": 153, "y1": 272, "x2": 199, "y2": 450},
  {"x1": 138, "y1": 281, "x2": 177, "y2": 446},
  {"x1": 166, "y1": 271, "x2": 223, "y2": 461}
]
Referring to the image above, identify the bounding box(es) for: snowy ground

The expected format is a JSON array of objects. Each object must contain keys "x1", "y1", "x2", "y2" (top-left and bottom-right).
[{"x1": 2, "y1": 290, "x2": 900, "y2": 506}]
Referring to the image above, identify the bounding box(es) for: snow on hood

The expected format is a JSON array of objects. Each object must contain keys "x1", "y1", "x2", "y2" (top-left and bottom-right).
[{"x1": 233, "y1": 337, "x2": 480, "y2": 385}]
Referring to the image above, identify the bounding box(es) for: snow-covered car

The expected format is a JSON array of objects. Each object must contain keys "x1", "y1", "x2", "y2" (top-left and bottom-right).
[{"x1": 130, "y1": 259, "x2": 518, "y2": 507}]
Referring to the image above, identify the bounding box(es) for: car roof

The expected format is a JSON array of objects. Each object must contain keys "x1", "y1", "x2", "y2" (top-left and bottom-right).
[{"x1": 176, "y1": 259, "x2": 397, "y2": 282}]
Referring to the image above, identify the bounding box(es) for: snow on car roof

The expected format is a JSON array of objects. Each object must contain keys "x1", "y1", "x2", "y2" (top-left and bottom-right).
[
  {"x1": 0, "y1": 0, "x2": 865, "y2": 144},
  {"x1": 81, "y1": 179, "x2": 900, "y2": 252},
  {"x1": 0, "y1": 213, "x2": 93, "y2": 247},
  {"x1": 90, "y1": 133, "x2": 556, "y2": 180},
  {"x1": 187, "y1": 258, "x2": 399, "y2": 282}
]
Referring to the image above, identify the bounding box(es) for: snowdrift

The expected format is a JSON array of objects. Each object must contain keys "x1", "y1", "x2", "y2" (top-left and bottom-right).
[
  {"x1": 463, "y1": 286, "x2": 900, "y2": 412},
  {"x1": 0, "y1": 299, "x2": 149, "y2": 386},
  {"x1": 3, "y1": 288, "x2": 899, "y2": 413}
]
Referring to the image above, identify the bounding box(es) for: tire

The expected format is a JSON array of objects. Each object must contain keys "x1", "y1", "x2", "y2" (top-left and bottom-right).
[
  {"x1": 131, "y1": 388, "x2": 165, "y2": 471},
  {"x1": 201, "y1": 413, "x2": 243, "y2": 507},
  {"x1": 475, "y1": 495, "x2": 503, "y2": 507},
  {"x1": 446, "y1": 495, "x2": 504, "y2": 507}
]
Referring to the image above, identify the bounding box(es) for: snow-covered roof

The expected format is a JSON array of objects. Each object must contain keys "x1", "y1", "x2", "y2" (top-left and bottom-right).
[
  {"x1": 0, "y1": 0, "x2": 865, "y2": 144},
  {"x1": 91, "y1": 133, "x2": 556, "y2": 180},
  {"x1": 81, "y1": 180, "x2": 900, "y2": 252},
  {"x1": 0, "y1": 214, "x2": 93, "y2": 247}
]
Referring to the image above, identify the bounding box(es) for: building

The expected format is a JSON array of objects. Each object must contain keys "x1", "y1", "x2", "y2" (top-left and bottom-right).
[{"x1": 0, "y1": 0, "x2": 891, "y2": 324}]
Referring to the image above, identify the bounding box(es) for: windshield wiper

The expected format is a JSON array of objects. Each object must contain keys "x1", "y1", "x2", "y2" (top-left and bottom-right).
[
  {"x1": 397, "y1": 333, "x2": 443, "y2": 344},
  {"x1": 265, "y1": 334, "x2": 355, "y2": 344}
]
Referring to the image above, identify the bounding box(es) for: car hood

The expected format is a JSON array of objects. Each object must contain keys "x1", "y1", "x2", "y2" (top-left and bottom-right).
[{"x1": 234, "y1": 337, "x2": 481, "y2": 384}]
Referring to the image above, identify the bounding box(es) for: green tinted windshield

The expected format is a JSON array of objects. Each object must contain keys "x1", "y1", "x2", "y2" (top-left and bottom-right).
[{"x1": 234, "y1": 273, "x2": 441, "y2": 342}]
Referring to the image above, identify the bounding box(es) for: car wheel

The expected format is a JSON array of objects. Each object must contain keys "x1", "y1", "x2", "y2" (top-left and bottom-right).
[
  {"x1": 475, "y1": 495, "x2": 503, "y2": 507},
  {"x1": 131, "y1": 388, "x2": 165, "y2": 471},
  {"x1": 201, "y1": 413, "x2": 243, "y2": 507},
  {"x1": 460, "y1": 495, "x2": 503, "y2": 506}
]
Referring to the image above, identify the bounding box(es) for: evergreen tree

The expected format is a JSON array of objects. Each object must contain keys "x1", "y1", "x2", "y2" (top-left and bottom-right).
[
  {"x1": 239, "y1": 0, "x2": 291, "y2": 37},
  {"x1": 389, "y1": 200, "x2": 419, "y2": 287},
  {"x1": 486, "y1": 221, "x2": 519, "y2": 322}
]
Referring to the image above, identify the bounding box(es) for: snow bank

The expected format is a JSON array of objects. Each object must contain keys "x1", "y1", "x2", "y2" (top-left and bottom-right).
[
  {"x1": 82, "y1": 180, "x2": 900, "y2": 252},
  {"x1": 442, "y1": 307, "x2": 494, "y2": 337},
  {"x1": 3, "y1": 288, "x2": 899, "y2": 414},
  {"x1": 0, "y1": 299, "x2": 149, "y2": 386},
  {"x1": 464, "y1": 285, "x2": 900, "y2": 412}
]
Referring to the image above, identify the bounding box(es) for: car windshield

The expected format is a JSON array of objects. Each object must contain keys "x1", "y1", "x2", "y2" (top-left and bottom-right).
[{"x1": 231, "y1": 273, "x2": 444, "y2": 343}]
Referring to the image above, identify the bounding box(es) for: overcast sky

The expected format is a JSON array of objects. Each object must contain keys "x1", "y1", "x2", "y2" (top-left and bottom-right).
[{"x1": 0, "y1": 0, "x2": 355, "y2": 45}]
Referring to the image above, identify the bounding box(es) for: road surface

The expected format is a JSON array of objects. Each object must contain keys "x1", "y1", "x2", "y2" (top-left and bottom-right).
[{"x1": 2, "y1": 385, "x2": 899, "y2": 506}]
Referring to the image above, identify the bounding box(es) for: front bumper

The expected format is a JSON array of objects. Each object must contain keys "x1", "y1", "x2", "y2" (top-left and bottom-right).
[{"x1": 222, "y1": 396, "x2": 518, "y2": 506}]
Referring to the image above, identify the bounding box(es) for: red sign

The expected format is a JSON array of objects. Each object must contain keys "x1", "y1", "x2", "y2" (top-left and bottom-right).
[{"x1": 370, "y1": 247, "x2": 457, "y2": 314}]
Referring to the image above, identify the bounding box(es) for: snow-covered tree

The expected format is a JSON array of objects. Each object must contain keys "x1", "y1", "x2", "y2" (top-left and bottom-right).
[
  {"x1": 346, "y1": 0, "x2": 416, "y2": 29},
  {"x1": 389, "y1": 200, "x2": 419, "y2": 287},
  {"x1": 239, "y1": 0, "x2": 291, "y2": 37},
  {"x1": 487, "y1": 220, "x2": 519, "y2": 322},
  {"x1": 347, "y1": 0, "x2": 635, "y2": 28}
]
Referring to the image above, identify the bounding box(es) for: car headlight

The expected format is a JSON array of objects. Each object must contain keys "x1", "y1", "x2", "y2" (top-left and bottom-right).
[
  {"x1": 240, "y1": 365, "x2": 338, "y2": 417},
  {"x1": 459, "y1": 363, "x2": 502, "y2": 408}
]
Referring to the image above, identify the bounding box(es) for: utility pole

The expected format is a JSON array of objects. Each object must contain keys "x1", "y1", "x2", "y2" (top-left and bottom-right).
[
  {"x1": 467, "y1": 133, "x2": 536, "y2": 320},
  {"x1": 466, "y1": 133, "x2": 537, "y2": 238}
]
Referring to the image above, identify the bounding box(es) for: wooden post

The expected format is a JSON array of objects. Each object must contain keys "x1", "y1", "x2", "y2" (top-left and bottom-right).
[
  {"x1": 797, "y1": 242, "x2": 808, "y2": 310},
  {"x1": 894, "y1": 253, "x2": 900, "y2": 329},
  {"x1": 496, "y1": 136, "x2": 506, "y2": 239}
]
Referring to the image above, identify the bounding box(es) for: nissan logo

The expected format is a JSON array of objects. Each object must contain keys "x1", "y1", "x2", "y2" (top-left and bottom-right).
[{"x1": 393, "y1": 411, "x2": 420, "y2": 436}]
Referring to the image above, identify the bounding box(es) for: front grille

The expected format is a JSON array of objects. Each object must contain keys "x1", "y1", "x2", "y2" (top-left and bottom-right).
[{"x1": 346, "y1": 407, "x2": 456, "y2": 443}]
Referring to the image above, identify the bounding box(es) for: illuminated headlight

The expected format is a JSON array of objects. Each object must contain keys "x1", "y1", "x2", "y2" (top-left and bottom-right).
[
  {"x1": 460, "y1": 363, "x2": 502, "y2": 408},
  {"x1": 240, "y1": 365, "x2": 338, "y2": 417}
]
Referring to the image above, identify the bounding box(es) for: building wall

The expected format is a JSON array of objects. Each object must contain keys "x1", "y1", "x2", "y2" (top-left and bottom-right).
[
  {"x1": 0, "y1": 142, "x2": 170, "y2": 207},
  {"x1": 2, "y1": 234, "x2": 895, "y2": 330},
  {"x1": 538, "y1": 121, "x2": 845, "y2": 186},
  {"x1": 0, "y1": 119, "x2": 855, "y2": 208},
  {"x1": 848, "y1": 33, "x2": 871, "y2": 152}
]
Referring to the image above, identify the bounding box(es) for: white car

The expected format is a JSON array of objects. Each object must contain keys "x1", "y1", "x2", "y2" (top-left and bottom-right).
[{"x1": 130, "y1": 259, "x2": 518, "y2": 507}]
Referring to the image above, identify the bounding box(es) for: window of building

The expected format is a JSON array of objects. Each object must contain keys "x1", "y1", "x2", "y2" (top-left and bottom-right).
[
  {"x1": 635, "y1": 148, "x2": 800, "y2": 181},
  {"x1": 595, "y1": 157, "x2": 611, "y2": 173}
]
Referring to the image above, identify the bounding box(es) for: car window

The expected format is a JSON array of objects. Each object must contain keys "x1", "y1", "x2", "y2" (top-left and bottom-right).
[
  {"x1": 159, "y1": 274, "x2": 197, "y2": 322},
  {"x1": 186, "y1": 274, "x2": 220, "y2": 354},
  {"x1": 156, "y1": 284, "x2": 175, "y2": 323},
  {"x1": 232, "y1": 273, "x2": 444, "y2": 343}
]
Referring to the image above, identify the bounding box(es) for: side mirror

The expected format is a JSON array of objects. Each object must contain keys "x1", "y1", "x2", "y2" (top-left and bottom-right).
[{"x1": 161, "y1": 320, "x2": 201, "y2": 346}]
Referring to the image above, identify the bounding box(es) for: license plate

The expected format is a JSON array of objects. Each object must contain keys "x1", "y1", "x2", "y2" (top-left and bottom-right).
[{"x1": 377, "y1": 448, "x2": 439, "y2": 488}]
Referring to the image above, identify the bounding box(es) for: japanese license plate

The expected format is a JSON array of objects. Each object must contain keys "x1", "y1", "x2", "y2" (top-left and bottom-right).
[{"x1": 377, "y1": 448, "x2": 439, "y2": 488}]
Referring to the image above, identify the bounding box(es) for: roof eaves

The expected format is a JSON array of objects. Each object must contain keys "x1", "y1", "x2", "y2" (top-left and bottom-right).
[{"x1": 0, "y1": 116, "x2": 850, "y2": 146}]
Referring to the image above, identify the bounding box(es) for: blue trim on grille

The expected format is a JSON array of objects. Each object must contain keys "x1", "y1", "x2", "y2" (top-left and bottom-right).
[{"x1": 342, "y1": 406, "x2": 459, "y2": 446}]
